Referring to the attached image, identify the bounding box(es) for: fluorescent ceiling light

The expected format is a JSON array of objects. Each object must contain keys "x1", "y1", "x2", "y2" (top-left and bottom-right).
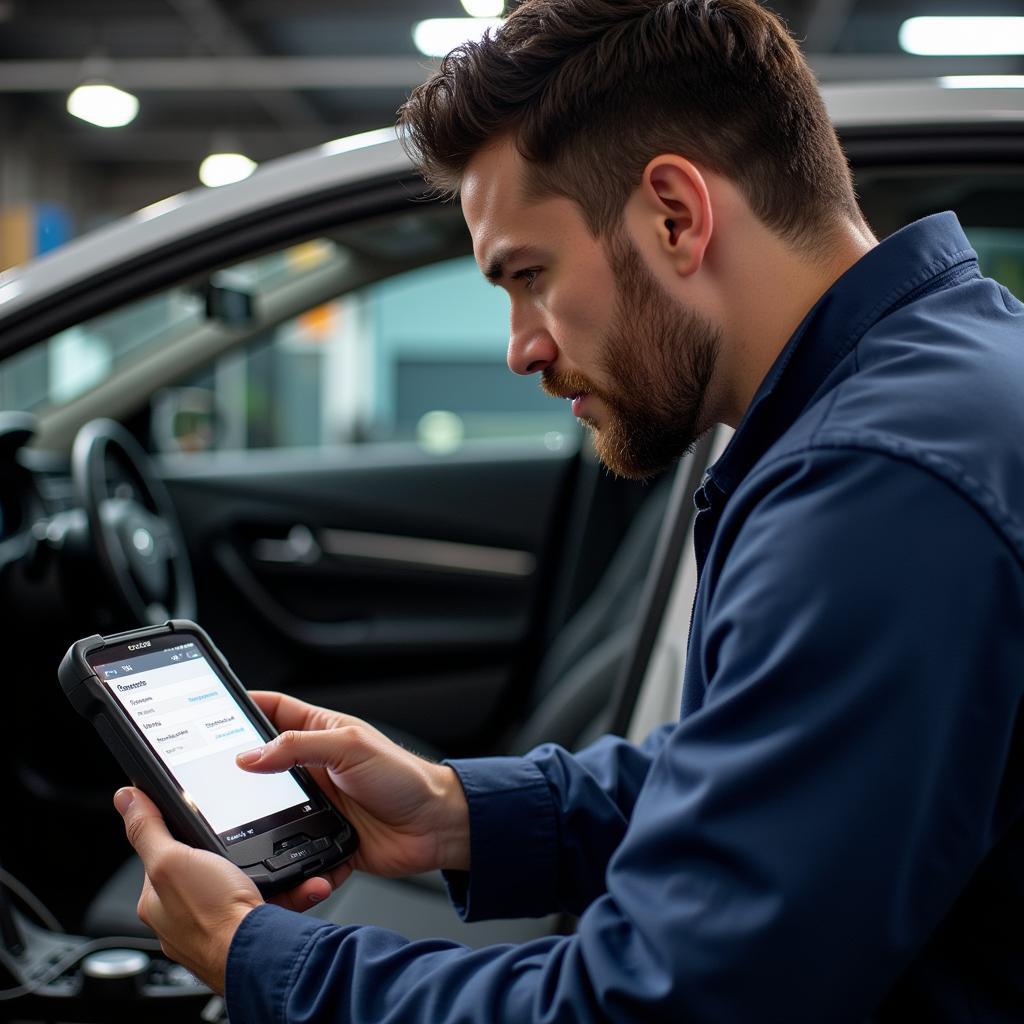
[
  {"x1": 413, "y1": 18, "x2": 504, "y2": 57},
  {"x1": 66, "y1": 83, "x2": 139, "y2": 128},
  {"x1": 899, "y1": 17, "x2": 1024, "y2": 56},
  {"x1": 199, "y1": 152, "x2": 257, "y2": 188},
  {"x1": 461, "y1": 0, "x2": 504, "y2": 16},
  {"x1": 939, "y1": 75, "x2": 1024, "y2": 89}
]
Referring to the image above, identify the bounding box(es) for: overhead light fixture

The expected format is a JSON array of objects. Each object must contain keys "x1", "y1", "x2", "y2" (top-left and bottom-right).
[
  {"x1": 66, "y1": 83, "x2": 139, "y2": 128},
  {"x1": 198, "y1": 152, "x2": 257, "y2": 188},
  {"x1": 412, "y1": 18, "x2": 504, "y2": 57},
  {"x1": 899, "y1": 17, "x2": 1024, "y2": 56},
  {"x1": 939, "y1": 75, "x2": 1024, "y2": 89},
  {"x1": 461, "y1": 0, "x2": 504, "y2": 17}
]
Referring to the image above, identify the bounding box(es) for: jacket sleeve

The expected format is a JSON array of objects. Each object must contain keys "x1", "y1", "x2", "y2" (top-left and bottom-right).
[
  {"x1": 225, "y1": 449, "x2": 1024, "y2": 1024},
  {"x1": 440, "y1": 724, "x2": 674, "y2": 920}
]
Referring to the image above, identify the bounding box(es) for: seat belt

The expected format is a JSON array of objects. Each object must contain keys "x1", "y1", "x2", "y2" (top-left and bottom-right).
[{"x1": 606, "y1": 429, "x2": 716, "y2": 738}]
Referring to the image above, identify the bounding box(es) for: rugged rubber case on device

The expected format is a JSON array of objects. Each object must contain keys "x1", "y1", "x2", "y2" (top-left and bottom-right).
[{"x1": 58, "y1": 618, "x2": 358, "y2": 895}]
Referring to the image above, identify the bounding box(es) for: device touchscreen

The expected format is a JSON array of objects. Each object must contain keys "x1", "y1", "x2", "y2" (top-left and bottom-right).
[{"x1": 89, "y1": 636, "x2": 318, "y2": 847}]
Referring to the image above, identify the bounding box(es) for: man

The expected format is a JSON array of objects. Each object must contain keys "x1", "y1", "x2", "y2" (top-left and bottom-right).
[{"x1": 114, "y1": 0, "x2": 1024, "y2": 1020}]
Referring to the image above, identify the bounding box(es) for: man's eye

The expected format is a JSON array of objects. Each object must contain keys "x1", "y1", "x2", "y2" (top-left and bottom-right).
[{"x1": 513, "y1": 267, "x2": 541, "y2": 290}]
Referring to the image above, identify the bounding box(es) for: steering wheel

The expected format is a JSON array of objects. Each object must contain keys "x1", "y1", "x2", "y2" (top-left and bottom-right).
[{"x1": 72, "y1": 418, "x2": 196, "y2": 625}]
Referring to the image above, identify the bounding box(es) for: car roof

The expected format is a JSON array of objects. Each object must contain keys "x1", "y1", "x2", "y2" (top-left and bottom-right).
[
  {"x1": 1, "y1": 80, "x2": 1022, "y2": 324},
  {"x1": 0, "y1": 126, "x2": 409, "y2": 324}
]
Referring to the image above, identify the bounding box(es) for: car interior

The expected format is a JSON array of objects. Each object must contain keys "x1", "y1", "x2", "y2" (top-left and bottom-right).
[{"x1": 0, "y1": 143, "x2": 1022, "y2": 1019}]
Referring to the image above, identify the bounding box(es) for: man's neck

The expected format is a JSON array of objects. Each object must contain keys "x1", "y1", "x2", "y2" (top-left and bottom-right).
[{"x1": 717, "y1": 217, "x2": 877, "y2": 427}]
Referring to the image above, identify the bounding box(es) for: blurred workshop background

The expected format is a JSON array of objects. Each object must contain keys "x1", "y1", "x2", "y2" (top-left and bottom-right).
[{"x1": 2, "y1": 0, "x2": 1024, "y2": 267}]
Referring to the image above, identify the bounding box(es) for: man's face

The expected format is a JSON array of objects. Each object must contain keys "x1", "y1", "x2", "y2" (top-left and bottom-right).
[{"x1": 462, "y1": 141, "x2": 720, "y2": 479}]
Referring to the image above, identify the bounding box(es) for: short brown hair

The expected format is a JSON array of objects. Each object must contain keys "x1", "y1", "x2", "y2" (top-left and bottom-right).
[{"x1": 399, "y1": 0, "x2": 860, "y2": 247}]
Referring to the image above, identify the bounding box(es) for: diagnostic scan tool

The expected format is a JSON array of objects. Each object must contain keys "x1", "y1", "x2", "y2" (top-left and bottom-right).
[{"x1": 59, "y1": 620, "x2": 358, "y2": 895}]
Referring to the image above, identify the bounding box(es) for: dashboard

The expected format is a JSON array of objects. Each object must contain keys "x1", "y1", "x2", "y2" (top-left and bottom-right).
[
  {"x1": 0, "y1": 413, "x2": 186, "y2": 646},
  {"x1": 0, "y1": 485, "x2": 35, "y2": 546},
  {"x1": 0, "y1": 415, "x2": 40, "y2": 545},
  {"x1": 0, "y1": 413, "x2": 80, "y2": 586}
]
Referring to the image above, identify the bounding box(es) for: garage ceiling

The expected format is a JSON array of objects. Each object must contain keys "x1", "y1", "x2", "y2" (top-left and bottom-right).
[{"x1": 0, "y1": 0, "x2": 1022, "y2": 223}]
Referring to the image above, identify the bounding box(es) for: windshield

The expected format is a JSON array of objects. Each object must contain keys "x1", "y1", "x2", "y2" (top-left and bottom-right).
[{"x1": 0, "y1": 239, "x2": 345, "y2": 415}]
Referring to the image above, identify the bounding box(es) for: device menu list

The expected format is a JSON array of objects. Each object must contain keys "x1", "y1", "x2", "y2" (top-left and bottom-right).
[{"x1": 97, "y1": 648, "x2": 308, "y2": 835}]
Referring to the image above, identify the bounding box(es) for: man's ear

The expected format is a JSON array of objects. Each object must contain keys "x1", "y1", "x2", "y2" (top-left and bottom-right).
[{"x1": 636, "y1": 156, "x2": 713, "y2": 277}]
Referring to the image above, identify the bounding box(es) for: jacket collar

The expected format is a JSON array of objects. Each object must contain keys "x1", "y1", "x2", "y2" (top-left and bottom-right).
[{"x1": 705, "y1": 211, "x2": 978, "y2": 497}]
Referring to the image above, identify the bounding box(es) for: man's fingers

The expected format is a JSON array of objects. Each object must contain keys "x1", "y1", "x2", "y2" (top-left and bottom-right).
[
  {"x1": 249, "y1": 691, "x2": 355, "y2": 735},
  {"x1": 320, "y1": 860, "x2": 355, "y2": 892},
  {"x1": 268, "y1": 875, "x2": 332, "y2": 913},
  {"x1": 236, "y1": 727, "x2": 368, "y2": 775},
  {"x1": 114, "y1": 788, "x2": 179, "y2": 871},
  {"x1": 267, "y1": 863, "x2": 355, "y2": 913}
]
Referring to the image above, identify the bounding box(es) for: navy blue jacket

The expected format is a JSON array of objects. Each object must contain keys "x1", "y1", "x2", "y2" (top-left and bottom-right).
[{"x1": 226, "y1": 213, "x2": 1024, "y2": 1022}]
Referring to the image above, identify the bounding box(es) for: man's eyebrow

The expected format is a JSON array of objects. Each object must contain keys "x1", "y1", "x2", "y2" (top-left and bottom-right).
[{"x1": 483, "y1": 244, "x2": 538, "y2": 284}]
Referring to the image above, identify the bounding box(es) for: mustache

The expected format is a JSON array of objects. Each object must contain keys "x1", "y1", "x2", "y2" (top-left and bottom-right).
[{"x1": 540, "y1": 368, "x2": 602, "y2": 402}]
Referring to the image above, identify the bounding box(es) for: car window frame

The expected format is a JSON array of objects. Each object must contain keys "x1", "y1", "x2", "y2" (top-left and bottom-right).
[{"x1": 3, "y1": 123, "x2": 1024, "y2": 452}]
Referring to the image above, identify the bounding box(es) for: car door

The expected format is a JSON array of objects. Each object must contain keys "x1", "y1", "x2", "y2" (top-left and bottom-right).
[
  {"x1": 2, "y1": 182, "x2": 648, "y2": 785},
  {"x1": 148, "y1": 246, "x2": 588, "y2": 758}
]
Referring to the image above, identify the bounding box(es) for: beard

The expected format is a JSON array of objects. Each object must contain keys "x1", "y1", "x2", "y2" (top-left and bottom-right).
[{"x1": 542, "y1": 231, "x2": 720, "y2": 480}]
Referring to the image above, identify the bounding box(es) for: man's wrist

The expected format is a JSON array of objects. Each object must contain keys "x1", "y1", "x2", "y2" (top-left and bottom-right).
[
  {"x1": 206, "y1": 902, "x2": 262, "y2": 994},
  {"x1": 430, "y1": 764, "x2": 471, "y2": 872}
]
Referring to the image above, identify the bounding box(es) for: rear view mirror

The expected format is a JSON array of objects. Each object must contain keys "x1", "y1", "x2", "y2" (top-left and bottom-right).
[{"x1": 201, "y1": 281, "x2": 256, "y2": 327}]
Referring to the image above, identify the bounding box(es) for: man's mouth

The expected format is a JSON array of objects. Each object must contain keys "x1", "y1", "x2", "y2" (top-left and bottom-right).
[
  {"x1": 540, "y1": 371, "x2": 595, "y2": 418},
  {"x1": 566, "y1": 392, "x2": 590, "y2": 417}
]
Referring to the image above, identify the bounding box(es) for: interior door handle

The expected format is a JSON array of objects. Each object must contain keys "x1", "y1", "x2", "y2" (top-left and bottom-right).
[
  {"x1": 216, "y1": 540, "x2": 523, "y2": 655},
  {"x1": 252, "y1": 524, "x2": 322, "y2": 565}
]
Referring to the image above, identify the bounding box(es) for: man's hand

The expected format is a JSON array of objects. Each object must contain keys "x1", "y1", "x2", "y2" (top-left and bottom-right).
[
  {"x1": 238, "y1": 692, "x2": 471, "y2": 879},
  {"x1": 113, "y1": 788, "x2": 262, "y2": 993},
  {"x1": 111, "y1": 694, "x2": 470, "y2": 991},
  {"x1": 113, "y1": 787, "x2": 344, "y2": 993}
]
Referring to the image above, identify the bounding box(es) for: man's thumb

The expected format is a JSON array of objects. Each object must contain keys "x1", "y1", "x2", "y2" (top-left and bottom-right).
[{"x1": 114, "y1": 787, "x2": 175, "y2": 864}]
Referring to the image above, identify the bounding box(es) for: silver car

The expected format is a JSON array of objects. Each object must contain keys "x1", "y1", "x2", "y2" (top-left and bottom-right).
[{"x1": 0, "y1": 79, "x2": 1021, "y2": 1020}]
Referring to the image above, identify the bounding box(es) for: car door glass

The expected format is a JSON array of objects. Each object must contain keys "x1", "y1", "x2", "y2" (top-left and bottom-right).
[
  {"x1": 856, "y1": 167, "x2": 1024, "y2": 299},
  {"x1": 156, "y1": 253, "x2": 576, "y2": 455},
  {"x1": 0, "y1": 238, "x2": 346, "y2": 415},
  {"x1": 0, "y1": 289, "x2": 206, "y2": 413},
  {"x1": 6, "y1": 167, "x2": 1019, "y2": 437}
]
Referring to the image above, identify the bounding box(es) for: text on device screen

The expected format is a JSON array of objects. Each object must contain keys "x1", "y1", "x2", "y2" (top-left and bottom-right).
[{"x1": 93, "y1": 640, "x2": 313, "y2": 845}]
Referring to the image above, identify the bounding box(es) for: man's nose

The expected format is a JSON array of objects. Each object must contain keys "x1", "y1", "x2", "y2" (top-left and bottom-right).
[{"x1": 507, "y1": 313, "x2": 557, "y2": 376}]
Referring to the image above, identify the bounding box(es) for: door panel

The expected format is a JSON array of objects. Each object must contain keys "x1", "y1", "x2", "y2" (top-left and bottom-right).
[{"x1": 161, "y1": 441, "x2": 581, "y2": 754}]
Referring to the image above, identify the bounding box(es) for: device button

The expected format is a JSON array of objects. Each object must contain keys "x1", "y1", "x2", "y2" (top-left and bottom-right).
[
  {"x1": 310, "y1": 837, "x2": 331, "y2": 853},
  {"x1": 273, "y1": 834, "x2": 310, "y2": 854},
  {"x1": 265, "y1": 841, "x2": 317, "y2": 871}
]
